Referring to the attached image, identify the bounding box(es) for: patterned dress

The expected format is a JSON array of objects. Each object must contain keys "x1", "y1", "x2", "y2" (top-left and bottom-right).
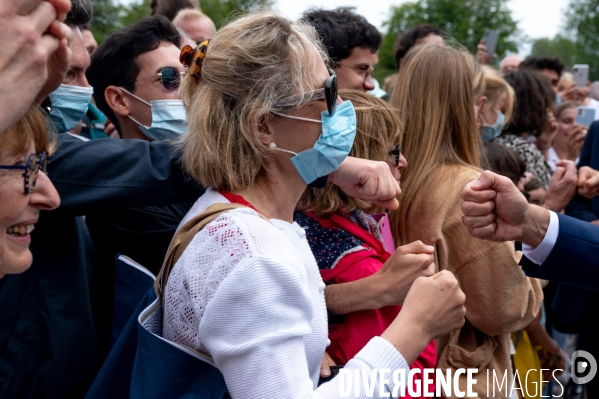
[{"x1": 494, "y1": 134, "x2": 553, "y2": 187}]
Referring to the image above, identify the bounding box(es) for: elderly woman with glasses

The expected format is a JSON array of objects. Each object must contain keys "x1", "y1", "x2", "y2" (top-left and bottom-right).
[
  {"x1": 160, "y1": 12, "x2": 466, "y2": 398},
  {"x1": 0, "y1": 106, "x2": 60, "y2": 278}
]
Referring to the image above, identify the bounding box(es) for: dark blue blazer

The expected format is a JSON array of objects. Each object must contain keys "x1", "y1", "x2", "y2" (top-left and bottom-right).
[
  {"x1": 521, "y1": 212, "x2": 599, "y2": 293},
  {"x1": 566, "y1": 120, "x2": 599, "y2": 221}
]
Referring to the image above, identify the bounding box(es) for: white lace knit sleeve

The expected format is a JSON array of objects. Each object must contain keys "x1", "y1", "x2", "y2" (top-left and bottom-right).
[{"x1": 199, "y1": 255, "x2": 410, "y2": 398}]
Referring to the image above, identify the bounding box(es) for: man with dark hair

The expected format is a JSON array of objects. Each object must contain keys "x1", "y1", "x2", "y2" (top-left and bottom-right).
[
  {"x1": 46, "y1": 0, "x2": 94, "y2": 134},
  {"x1": 86, "y1": 15, "x2": 184, "y2": 141},
  {"x1": 520, "y1": 56, "x2": 566, "y2": 91},
  {"x1": 394, "y1": 23, "x2": 445, "y2": 69},
  {"x1": 301, "y1": 8, "x2": 382, "y2": 92}
]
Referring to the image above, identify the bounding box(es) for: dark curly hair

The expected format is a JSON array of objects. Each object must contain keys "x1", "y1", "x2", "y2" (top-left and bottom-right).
[
  {"x1": 394, "y1": 24, "x2": 443, "y2": 69},
  {"x1": 301, "y1": 8, "x2": 382, "y2": 63},
  {"x1": 520, "y1": 56, "x2": 565, "y2": 78},
  {"x1": 503, "y1": 69, "x2": 556, "y2": 137}
]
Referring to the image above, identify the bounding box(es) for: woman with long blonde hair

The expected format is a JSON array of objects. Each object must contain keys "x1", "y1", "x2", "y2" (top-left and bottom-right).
[{"x1": 390, "y1": 44, "x2": 543, "y2": 396}]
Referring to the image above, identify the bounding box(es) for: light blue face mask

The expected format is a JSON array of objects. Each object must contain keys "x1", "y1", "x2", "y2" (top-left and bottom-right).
[
  {"x1": 481, "y1": 110, "x2": 505, "y2": 141},
  {"x1": 121, "y1": 88, "x2": 187, "y2": 141},
  {"x1": 49, "y1": 84, "x2": 93, "y2": 133},
  {"x1": 271, "y1": 100, "x2": 357, "y2": 184}
]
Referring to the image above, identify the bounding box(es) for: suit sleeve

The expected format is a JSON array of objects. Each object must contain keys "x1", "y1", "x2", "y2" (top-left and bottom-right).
[
  {"x1": 521, "y1": 213, "x2": 599, "y2": 291},
  {"x1": 48, "y1": 135, "x2": 204, "y2": 216},
  {"x1": 566, "y1": 122, "x2": 598, "y2": 222}
]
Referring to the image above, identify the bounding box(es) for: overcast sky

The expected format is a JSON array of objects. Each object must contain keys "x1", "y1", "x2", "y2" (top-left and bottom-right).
[{"x1": 120, "y1": 0, "x2": 570, "y2": 55}]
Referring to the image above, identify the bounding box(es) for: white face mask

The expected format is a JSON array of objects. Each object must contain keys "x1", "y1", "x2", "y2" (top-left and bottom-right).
[{"x1": 120, "y1": 88, "x2": 188, "y2": 141}]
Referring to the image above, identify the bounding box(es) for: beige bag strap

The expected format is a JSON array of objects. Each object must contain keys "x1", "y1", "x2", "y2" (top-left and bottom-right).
[
  {"x1": 151, "y1": 202, "x2": 272, "y2": 367},
  {"x1": 155, "y1": 203, "x2": 265, "y2": 296}
]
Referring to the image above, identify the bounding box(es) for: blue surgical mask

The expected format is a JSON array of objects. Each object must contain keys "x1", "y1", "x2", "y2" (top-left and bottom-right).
[
  {"x1": 556, "y1": 94, "x2": 562, "y2": 106},
  {"x1": 481, "y1": 110, "x2": 505, "y2": 141},
  {"x1": 49, "y1": 84, "x2": 93, "y2": 133},
  {"x1": 121, "y1": 88, "x2": 187, "y2": 141},
  {"x1": 272, "y1": 100, "x2": 357, "y2": 184}
]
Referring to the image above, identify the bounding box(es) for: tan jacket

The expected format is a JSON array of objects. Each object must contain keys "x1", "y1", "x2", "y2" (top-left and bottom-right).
[{"x1": 399, "y1": 165, "x2": 543, "y2": 397}]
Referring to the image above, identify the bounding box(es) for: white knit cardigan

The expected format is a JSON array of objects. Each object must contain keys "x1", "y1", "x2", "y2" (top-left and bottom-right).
[{"x1": 163, "y1": 188, "x2": 409, "y2": 398}]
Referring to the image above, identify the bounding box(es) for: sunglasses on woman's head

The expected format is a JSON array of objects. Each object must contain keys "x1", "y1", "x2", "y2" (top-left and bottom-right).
[
  {"x1": 120, "y1": 67, "x2": 187, "y2": 91},
  {"x1": 0, "y1": 152, "x2": 48, "y2": 194},
  {"x1": 274, "y1": 70, "x2": 338, "y2": 116}
]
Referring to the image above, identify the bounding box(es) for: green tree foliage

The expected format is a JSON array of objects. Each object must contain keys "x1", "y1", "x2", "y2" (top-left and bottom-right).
[
  {"x1": 201, "y1": 0, "x2": 273, "y2": 28},
  {"x1": 378, "y1": 0, "x2": 522, "y2": 78},
  {"x1": 530, "y1": 35, "x2": 585, "y2": 72},
  {"x1": 558, "y1": 0, "x2": 599, "y2": 80},
  {"x1": 92, "y1": 0, "x2": 124, "y2": 44},
  {"x1": 91, "y1": 0, "x2": 272, "y2": 45}
]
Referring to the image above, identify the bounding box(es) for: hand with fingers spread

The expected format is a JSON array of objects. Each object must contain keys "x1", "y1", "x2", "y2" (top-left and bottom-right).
[
  {"x1": 375, "y1": 240, "x2": 436, "y2": 306},
  {"x1": 460, "y1": 170, "x2": 550, "y2": 247},
  {"x1": 330, "y1": 156, "x2": 401, "y2": 210},
  {"x1": 544, "y1": 160, "x2": 578, "y2": 212},
  {"x1": 0, "y1": 0, "x2": 72, "y2": 133},
  {"x1": 577, "y1": 166, "x2": 599, "y2": 198},
  {"x1": 381, "y1": 270, "x2": 466, "y2": 365}
]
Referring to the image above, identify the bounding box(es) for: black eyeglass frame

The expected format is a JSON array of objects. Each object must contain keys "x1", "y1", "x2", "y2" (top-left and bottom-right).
[
  {"x1": 119, "y1": 67, "x2": 187, "y2": 91},
  {"x1": 388, "y1": 144, "x2": 401, "y2": 167},
  {"x1": 274, "y1": 70, "x2": 338, "y2": 116},
  {"x1": 0, "y1": 151, "x2": 48, "y2": 194}
]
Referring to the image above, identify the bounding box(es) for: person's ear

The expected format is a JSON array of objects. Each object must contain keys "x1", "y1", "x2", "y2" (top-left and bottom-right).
[
  {"x1": 255, "y1": 113, "x2": 275, "y2": 146},
  {"x1": 475, "y1": 95, "x2": 487, "y2": 114},
  {"x1": 105, "y1": 86, "x2": 131, "y2": 117}
]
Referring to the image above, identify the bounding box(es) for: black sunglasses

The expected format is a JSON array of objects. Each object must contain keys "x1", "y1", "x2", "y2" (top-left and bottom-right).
[
  {"x1": 274, "y1": 70, "x2": 338, "y2": 116},
  {"x1": 120, "y1": 67, "x2": 187, "y2": 91},
  {"x1": 0, "y1": 152, "x2": 48, "y2": 194},
  {"x1": 388, "y1": 144, "x2": 401, "y2": 166}
]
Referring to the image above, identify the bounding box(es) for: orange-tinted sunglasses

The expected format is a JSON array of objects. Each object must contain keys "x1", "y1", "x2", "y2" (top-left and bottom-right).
[{"x1": 180, "y1": 40, "x2": 210, "y2": 82}]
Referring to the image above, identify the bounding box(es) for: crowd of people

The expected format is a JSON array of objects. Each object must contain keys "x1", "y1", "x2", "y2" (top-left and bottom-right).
[{"x1": 2, "y1": 0, "x2": 599, "y2": 398}]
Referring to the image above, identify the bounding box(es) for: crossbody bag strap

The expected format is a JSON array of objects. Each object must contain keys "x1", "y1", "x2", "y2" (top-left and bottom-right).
[
  {"x1": 154, "y1": 203, "x2": 251, "y2": 296},
  {"x1": 155, "y1": 202, "x2": 272, "y2": 296}
]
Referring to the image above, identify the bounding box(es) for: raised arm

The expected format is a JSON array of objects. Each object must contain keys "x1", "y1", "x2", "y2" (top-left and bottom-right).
[
  {"x1": 49, "y1": 134, "x2": 204, "y2": 216},
  {"x1": 0, "y1": 0, "x2": 72, "y2": 133}
]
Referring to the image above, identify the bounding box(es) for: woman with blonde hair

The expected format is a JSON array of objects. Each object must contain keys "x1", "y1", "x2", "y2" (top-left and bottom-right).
[
  {"x1": 390, "y1": 44, "x2": 543, "y2": 396},
  {"x1": 296, "y1": 89, "x2": 437, "y2": 397},
  {"x1": 479, "y1": 66, "x2": 514, "y2": 142},
  {"x1": 160, "y1": 13, "x2": 466, "y2": 397}
]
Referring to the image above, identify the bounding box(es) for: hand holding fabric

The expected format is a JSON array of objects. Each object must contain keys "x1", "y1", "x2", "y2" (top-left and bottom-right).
[{"x1": 375, "y1": 240, "x2": 436, "y2": 306}]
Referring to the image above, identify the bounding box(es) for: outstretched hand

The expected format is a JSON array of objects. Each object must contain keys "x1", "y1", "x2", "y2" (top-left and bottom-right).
[
  {"x1": 460, "y1": 170, "x2": 549, "y2": 247},
  {"x1": 330, "y1": 157, "x2": 400, "y2": 210}
]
